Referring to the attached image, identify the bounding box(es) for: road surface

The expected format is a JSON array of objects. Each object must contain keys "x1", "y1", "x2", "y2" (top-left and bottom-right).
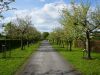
[{"x1": 15, "y1": 40, "x2": 81, "y2": 75}]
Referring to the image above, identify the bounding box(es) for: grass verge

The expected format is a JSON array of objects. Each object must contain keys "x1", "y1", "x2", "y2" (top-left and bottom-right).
[
  {"x1": 52, "y1": 43, "x2": 100, "y2": 75},
  {"x1": 0, "y1": 42, "x2": 40, "y2": 75}
]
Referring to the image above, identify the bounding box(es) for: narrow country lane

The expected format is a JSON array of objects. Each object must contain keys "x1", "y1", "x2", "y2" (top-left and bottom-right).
[{"x1": 15, "y1": 40, "x2": 81, "y2": 75}]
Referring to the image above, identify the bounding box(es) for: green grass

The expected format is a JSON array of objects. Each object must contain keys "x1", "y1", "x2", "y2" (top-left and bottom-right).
[
  {"x1": 0, "y1": 42, "x2": 40, "y2": 75},
  {"x1": 52, "y1": 44, "x2": 100, "y2": 75}
]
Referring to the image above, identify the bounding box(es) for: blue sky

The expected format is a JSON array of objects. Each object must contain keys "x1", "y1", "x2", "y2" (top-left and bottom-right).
[
  {"x1": 4, "y1": 0, "x2": 67, "y2": 17},
  {"x1": 0, "y1": 0, "x2": 99, "y2": 32}
]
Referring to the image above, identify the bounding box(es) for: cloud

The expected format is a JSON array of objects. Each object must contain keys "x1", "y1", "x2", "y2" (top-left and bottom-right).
[{"x1": 3, "y1": 2, "x2": 69, "y2": 32}]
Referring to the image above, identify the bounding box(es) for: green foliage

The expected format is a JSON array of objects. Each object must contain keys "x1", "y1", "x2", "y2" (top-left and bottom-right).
[
  {"x1": 49, "y1": 0, "x2": 100, "y2": 58},
  {"x1": 4, "y1": 16, "x2": 41, "y2": 41},
  {"x1": 4, "y1": 16, "x2": 41, "y2": 50},
  {"x1": 92, "y1": 31, "x2": 100, "y2": 40},
  {"x1": 42, "y1": 32, "x2": 49, "y2": 39},
  {"x1": 4, "y1": 22, "x2": 18, "y2": 39},
  {"x1": 48, "y1": 27, "x2": 69, "y2": 49}
]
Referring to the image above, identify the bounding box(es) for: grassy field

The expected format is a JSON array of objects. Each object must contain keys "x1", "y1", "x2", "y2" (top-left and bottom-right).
[
  {"x1": 52, "y1": 44, "x2": 100, "y2": 75},
  {"x1": 0, "y1": 42, "x2": 40, "y2": 75}
]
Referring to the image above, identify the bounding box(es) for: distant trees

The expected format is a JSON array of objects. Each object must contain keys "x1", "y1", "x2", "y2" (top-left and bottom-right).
[
  {"x1": 42, "y1": 32, "x2": 49, "y2": 40},
  {"x1": 48, "y1": 27, "x2": 66, "y2": 48},
  {"x1": 92, "y1": 31, "x2": 100, "y2": 40},
  {"x1": 48, "y1": 0, "x2": 100, "y2": 59},
  {"x1": 4, "y1": 16, "x2": 41, "y2": 50},
  {"x1": 48, "y1": 27, "x2": 73, "y2": 51}
]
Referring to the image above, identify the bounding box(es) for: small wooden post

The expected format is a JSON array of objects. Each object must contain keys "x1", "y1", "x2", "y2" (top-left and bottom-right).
[{"x1": 2, "y1": 45, "x2": 7, "y2": 58}]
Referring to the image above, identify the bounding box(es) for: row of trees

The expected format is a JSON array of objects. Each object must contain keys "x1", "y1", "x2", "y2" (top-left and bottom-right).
[
  {"x1": 48, "y1": 0, "x2": 100, "y2": 59},
  {"x1": 3, "y1": 16, "x2": 41, "y2": 50},
  {"x1": 0, "y1": 0, "x2": 41, "y2": 50},
  {"x1": 0, "y1": 0, "x2": 40, "y2": 58}
]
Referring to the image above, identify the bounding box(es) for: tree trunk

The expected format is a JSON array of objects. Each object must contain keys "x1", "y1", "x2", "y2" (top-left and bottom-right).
[
  {"x1": 66, "y1": 40, "x2": 69, "y2": 50},
  {"x1": 56, "y1": 41, "x2": 58, "y2": 44},
  {"x1": 62, "y1": 41, "x2": 64, "y2": 48},
  {"x1": 69, "y1": 41, "x2": 72, "y2": 51},
  {"x1": 86, "y1": 31, "x2": 91, "y2": 59},
  {"x1": 21, "y1": 36, "x2": 23, "y2": 50},
  {"x1": 27, "y1": 39, "x2": 29, "y2": 47},
  {"x1": 27, "y1": 40, "x2": 29, "y2": 47},
  {"x1": 52, "y1": 39, "x2": 54, "y2": 43},
  {"x1": 59, "y1": 40, "x2": 61, "y2": 46}
]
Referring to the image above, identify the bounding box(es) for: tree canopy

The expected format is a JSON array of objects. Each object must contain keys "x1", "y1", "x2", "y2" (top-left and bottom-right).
[{"x1": 48, "y1": 0, "x2": 100, "y2": 59}]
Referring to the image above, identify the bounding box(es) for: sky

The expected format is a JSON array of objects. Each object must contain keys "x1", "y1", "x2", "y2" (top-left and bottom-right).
[{"x1": 0, "y1": 0, "x2": 99, "y2": 32}]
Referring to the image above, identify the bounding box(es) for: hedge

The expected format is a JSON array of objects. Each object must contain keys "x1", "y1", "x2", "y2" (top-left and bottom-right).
[{"x1": 0, "y1": 40, "x2": 29, "y2": 52}]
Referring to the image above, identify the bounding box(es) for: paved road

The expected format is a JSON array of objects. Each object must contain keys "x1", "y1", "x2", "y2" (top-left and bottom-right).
[{"x1": 15, "y1": 40, "x2": 81, "y2": 75}]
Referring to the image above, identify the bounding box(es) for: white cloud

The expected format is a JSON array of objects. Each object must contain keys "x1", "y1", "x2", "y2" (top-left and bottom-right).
[{"x1": 3, "y1": 2, "x2": 69, "y2": 32}]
